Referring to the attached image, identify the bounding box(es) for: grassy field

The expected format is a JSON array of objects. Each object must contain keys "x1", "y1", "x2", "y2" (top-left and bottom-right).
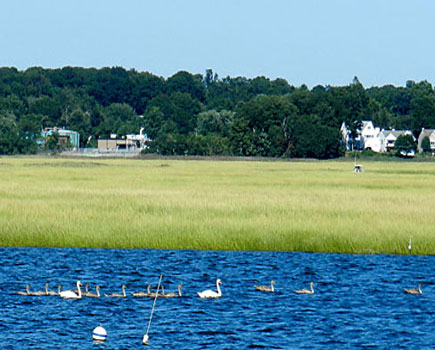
[{"x1": 0, "y1": 156, "x2": 434, "y2": 254}]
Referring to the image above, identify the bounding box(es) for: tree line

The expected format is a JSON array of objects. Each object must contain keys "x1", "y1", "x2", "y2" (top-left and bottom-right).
[{"x1": 1, "y1": 67, "x2": 435, "y2": 158}]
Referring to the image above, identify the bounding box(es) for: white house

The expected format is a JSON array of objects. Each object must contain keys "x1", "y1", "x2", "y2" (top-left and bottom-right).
[
  {"x1": 360, "y1": 121, "x2": 382, "y2": 152},
  {"x1": 417, "y1": 128, "x2": 435, "y2": 152},
  {"x1": 340, "y1": 122, "x2": 352, "y2": 150},
  {"x1": 341, "y1": 120, "x2": 415, "y2": 153},
  {"x1": 379, "y1": 129, "x2": 415, "y2": 153}
]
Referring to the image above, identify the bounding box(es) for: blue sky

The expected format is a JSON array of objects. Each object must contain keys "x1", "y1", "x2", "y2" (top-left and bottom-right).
[{"x1": 1, "y1": 0, "x2": 434, "y2": 88}]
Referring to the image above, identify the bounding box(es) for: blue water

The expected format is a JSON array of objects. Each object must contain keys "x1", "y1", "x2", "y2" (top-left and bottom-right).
[{"x1": 0, "y1": 248, "x2": 434, "y2": 349}]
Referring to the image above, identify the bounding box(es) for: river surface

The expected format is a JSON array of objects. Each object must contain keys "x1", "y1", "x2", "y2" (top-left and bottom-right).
[{"x1": 0, "y1": 247, "x2": 434, "y2": 349}]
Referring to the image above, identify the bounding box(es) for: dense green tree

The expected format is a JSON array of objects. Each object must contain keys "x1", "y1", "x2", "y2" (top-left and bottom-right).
[
  {"x1": 291, "y1": 115, "x2": 344, "y2": 159},
  {"x1": 0, "y1": 113, "x2": 19, "y2": 154},
  {"x1": 87, "y1": 66, "x2": 132, "y2": 106},
  {"x1": 167, "y1": 71, "x2": 206, "y2": 102},
  {"x1": 235, "y1": 95, "x2": 298, "y2": 156},
  {"x1": 421, "y1": 136, "x2": 431, "y2": 153},
  {"x1": 195, "y1": 110, "x2": 233, "y2": 137},
  {"x1": 410, "y1": 95, "x2": 435, "y2": 134},
  {"x1": 1, "y1": 66, "x2": 435, "y2": 159},
  {"x1": 394, "y1": 134, "x2": 416, "y2": 154},
  {"x1": 230, "y1": 116, "x2": 254, "y2": 156}
]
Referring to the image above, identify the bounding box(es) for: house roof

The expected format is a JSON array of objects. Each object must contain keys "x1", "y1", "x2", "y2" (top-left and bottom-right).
[
  {"x1": 381, "y1": 129, "x2": 413, "y2": 139},
  {"x1": 418, "y1": 129, "x2": 435, "y2": 139}
]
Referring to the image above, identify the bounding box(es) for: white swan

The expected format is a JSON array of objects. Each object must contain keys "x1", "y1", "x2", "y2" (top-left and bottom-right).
[
  {"x1": 197, "y1": 279, "x2": 222, "y2": 299},
  {"x1": 60, "y1": 281, "x2": 83, "y2": 299},
  {"x1": 254, "y1": 280, "x2": 275, "y2": 292}
]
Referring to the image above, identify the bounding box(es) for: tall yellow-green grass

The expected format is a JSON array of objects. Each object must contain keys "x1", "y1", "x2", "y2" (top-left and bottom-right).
[{"x1": 1, "y1": 156, "x2": 434, "y2": 254}]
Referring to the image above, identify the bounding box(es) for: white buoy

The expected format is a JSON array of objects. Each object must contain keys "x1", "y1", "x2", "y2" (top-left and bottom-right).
[
  {"x1": 92, "y1": 325, "x2": 107, "y2": 341},
  {"x1": 142, "y1": 334, "x2": 149, "y2": 345}
]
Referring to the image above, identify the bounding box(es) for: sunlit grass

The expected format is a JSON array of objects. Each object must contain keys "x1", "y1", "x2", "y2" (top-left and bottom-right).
[{"x1": 1, "y1": 156, "x2": 435, "y2": 254}]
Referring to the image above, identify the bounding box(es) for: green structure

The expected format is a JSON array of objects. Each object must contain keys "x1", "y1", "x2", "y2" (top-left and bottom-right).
[{"x1": 40, "y1": 127, "x2": 80, "y2": 149}]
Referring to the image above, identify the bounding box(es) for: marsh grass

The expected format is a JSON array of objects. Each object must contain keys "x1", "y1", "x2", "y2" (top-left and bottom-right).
[{"x1": 1, "y1": 157, "x2": 435, "y2": 254}]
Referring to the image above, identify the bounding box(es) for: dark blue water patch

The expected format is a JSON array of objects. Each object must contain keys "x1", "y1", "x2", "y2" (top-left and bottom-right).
[{"x1": 0, "y1": 247, "x2": 434, "y2": 349}]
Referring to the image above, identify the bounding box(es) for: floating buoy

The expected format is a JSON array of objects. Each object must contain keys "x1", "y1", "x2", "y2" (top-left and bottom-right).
[
  {"x1": 142, "y1": 334, "x2": 149, "y2": 345},
  {"x1": 92, "y1": 325, "x2": 107, "y2": 341}
]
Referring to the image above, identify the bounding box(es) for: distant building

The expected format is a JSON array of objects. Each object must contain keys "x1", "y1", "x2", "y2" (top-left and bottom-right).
[
  {"x1": 417, "y1": 128, "x2": 435, "y2": 152},
  {"x1": 98, "y1": 128, "x2": 151, "y2": 153},
  {"x1": 360, "y1": 121, "x2": 382, "y2": 152},
  {"x1": 341, "y1": 121, "x2": 415, "y2": 153},
  {"x1": 341, "y1": 121, "x2": 381, "y2": 152},
  {"x1": 39, "y1": 127, "x2": 80, "y2": 149},
  {"x1": 379, "y1": 129, "x2": 415, "y2": 153}
]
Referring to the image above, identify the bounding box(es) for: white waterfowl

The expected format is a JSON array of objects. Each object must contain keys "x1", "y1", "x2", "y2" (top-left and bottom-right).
[
  {"x1": 197, "y1": 279, "x2": 222, "y2": 299},
  {"x1": 294, "y1": 282, "x2": 314, "y2": 294},
  {"x1": 254, "y1": 280, "x2": 275, "y2": 292},
  {"x1": 17, "y1": 284, "x2": 31, "y2": 295},
  {"x1": 85, "y1": 285, "x2": 101, "y2": 298},
  {"x1": 105, "y1": 284, "x2": 127, "y2": 298},
  {"x1": 404, "y1": 283, "x2": 422, "y2": 295},
  {"x1": 60, "y1": 281, "x2": 83, "y2": 299}
]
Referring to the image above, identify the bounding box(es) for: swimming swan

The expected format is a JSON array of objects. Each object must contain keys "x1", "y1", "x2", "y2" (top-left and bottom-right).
[
  {"x1": 105, "y1": 284, "x2": 127, "y2": 298},
  {"x1": 85, "y1": 285, "x2": 101, "y2": 298},
  {"x1": 32, "y1": 284, "x2": 49, "y2": 296},
  {"x1": 162, "y1": 284, "x2": 182, "y2": 298},
  {"x1": 404, "y1": 283, "x2": 422, "y2": 295},
  {"x1": 254, "y1": 280, "x2": 275, "y2": 292},
  {"x1": 148, "y1": 285, "x2": 165, "y2": 298},
  {"x1": 45, "y1": 283, "x2": 61, "y2": 296},
  {"x1": 197, "y1": 279, "x2": 222, "y2": 299},
  {"x1": 60, "y1": 281, "x2": 83, "y2": 299},
  {"x1": 17, "y1": 284, "x2": 31, "y2": 295},
  {"x1": 294, "y1": 282, "x2": 314, "y2": 294},
  {"x1": 132, "y1": 285, "x2": 151, "y2": 297}
]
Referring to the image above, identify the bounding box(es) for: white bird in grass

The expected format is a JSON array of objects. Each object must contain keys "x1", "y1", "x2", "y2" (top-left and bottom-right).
[
  {"x1": 60, "y1": 281, "x2": 83, "y2": 299},
  {"x1": 254, "y1": 280, "x2": 275, "y2": 292},
  {"x1": 197, "y1": 279, "x2": 222, "y2": 299},
  {"x1": 408, "y1": 237, "x2": 412, "y2": 253}
]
